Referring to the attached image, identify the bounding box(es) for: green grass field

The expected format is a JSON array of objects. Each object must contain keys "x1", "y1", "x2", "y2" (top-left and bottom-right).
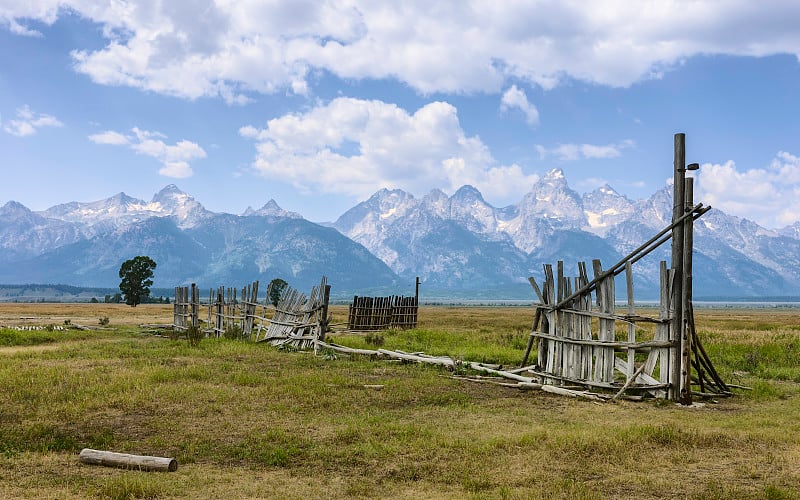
[{"x1": 0, "y1": 304, "x2": 799, "y2": 499}]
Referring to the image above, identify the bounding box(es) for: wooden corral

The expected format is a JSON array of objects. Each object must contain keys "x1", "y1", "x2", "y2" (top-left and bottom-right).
[
  {"x1": 522, "y1": 133, "x2": 729, "y2": 402},
  {"x1": 171, "y1": 134, "x2": 728, "y2": 404}
]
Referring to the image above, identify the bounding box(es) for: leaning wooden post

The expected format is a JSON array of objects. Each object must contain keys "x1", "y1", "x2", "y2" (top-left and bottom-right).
[
  {"x1": 79, "y1": 448, "x2": 177, "y2": 472},
  {"x1": 670, "y1": 133, "x2": 686, "y2": 402}
]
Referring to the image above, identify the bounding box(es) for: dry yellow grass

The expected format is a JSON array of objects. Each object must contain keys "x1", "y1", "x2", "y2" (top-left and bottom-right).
[
  {"x1": 0, "y1": 303, "x2": 174, "y2": 327},
  {"x1": 0, "y1": 304, "x2": 799, "y2": 499}
]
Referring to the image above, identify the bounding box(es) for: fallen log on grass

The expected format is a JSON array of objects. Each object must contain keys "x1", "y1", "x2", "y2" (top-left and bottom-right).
[
  {"x1": 314, "y1": 340, "x2": 383, "y2": 356},
  {"x1": 378, "y1": 349, "x2": 456, "y2": 368},
  {"x1": 79, "y1": 448, "x2": 177, "y2": 472}
]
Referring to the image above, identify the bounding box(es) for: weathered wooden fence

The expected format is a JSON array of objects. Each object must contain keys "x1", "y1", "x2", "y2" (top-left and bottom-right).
[
  {"x1": 524, "y1": 259, "x2": 674, "y2": 398},
  {"x1": 173, "y1": 277, "x2": 330, "y2": 348},
  {"x1": 347, "y1": 295, "x2": 418, "y2": 330},
  {"x1": 522, "y1": 133, "x2": 729, "y2": 402},
  {"x1": 347, "y1": 277, "x2": 420, "y2": 330}
]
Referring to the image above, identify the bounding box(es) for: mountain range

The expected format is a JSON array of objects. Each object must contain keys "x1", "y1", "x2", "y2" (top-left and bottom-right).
[{"x1": 1, "y1": 172, "x2": 799, "y2": 299}]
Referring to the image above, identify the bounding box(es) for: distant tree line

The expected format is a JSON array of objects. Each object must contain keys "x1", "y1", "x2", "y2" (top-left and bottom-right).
[{"x1": 94, "y1": 294, "x2": 169, "y2": 304}]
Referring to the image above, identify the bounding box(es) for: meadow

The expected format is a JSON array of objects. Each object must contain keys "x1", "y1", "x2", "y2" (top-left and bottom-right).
[{"x1": 0, "y1": 303, "x2": 799, "y2": 499}]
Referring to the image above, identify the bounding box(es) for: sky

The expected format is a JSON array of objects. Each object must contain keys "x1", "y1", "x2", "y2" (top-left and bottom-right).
[{"x1": 1, "y1": 1, "x2": 800, "y2": 229}]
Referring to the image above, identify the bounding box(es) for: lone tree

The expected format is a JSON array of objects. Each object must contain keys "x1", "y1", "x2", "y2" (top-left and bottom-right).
[
  {"x1": 119, "y1": 256, "x2": 157, "y2": 307},
  {"x1": 268, "y1": 278, "x2": 288, "y2": 306}
]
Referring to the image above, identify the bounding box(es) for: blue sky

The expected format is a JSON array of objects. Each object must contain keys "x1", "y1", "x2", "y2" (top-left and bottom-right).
[{"x1": 2, "y1": 1, "x2": 800, "y2": 228}]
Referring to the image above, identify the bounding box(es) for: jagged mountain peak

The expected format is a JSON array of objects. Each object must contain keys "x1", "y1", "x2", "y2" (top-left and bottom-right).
[
  {"x1": 421, "y1": 189, "x2": 449, "y2": 218},
  {"x1": 452, "y1": 185, "x2": 484, "y2": 201},
  {"x1": 544, "y1": 168, "x2": 566, "y2": 180},
  {"x1": 0, "y1": 200, "x2": 32, "y2": 216},
  {"x1": 583, "y1": 184, "x2": 635, "y2": 236},
  {"x1": 110, "y1": 191, "x2": 134, "y2": 202},
  {"x1": 779, "y1": 221, "x2": 800, "y2": 240},
  {"x1": 631, "y1": 184, "x2": 674, "y2": 229},
  {"x1": 518, "y1": 168, "x2": 584, "y2": 228},
  {"x1": 242, "y1": 199, "x2": 302, "y2": 219},
  {"x1": 597, "y1": 184, "x2": 619, "y2": 196},
  {"x1": 151, "y1": 184, "x2": 193, "y2": 205},
  {"x1": 369, "y1": 187, "x2": 415, "y2": 204},
  {"x1": 148, "y1": 185, "x2": 211, "y2": 228},
  {"x1": 423, "y1": 188, "x2": 448, "y2": 202},
  {"x1": 523, "y1": 169, "x2": 581, "y2": 207},
  {"x1": 155, "y1": 184, "x2": 183, "y2": 195},
  {"x1": 42, "y1": 191, "x2": 149, "y2": 220}
]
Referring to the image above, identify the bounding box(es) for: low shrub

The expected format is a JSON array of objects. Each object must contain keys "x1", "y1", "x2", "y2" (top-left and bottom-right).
[{"x1": 186, "y1": 325, "x2": 203, "y2": 347}]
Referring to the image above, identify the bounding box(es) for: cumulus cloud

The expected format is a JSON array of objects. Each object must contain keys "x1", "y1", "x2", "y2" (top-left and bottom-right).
[
  {"x1": 88, "y1": 127, "x2": 206, "y2": 178},
  {"x1": 4, "y1": 2, "x2": 800, "y2": 100},
  {"x1": 1, "y1": 105, "x2": 63, "y2": 137},
  {"x1": 87, "y1": 130, "x2": 129, "y2": 145},
  {"x1": 500, "y1": 85, "x2": 539, "y2": 125},
  {"x1": 695, "y1": 152, "x2": 800, "y2": 229},
  {"x1": 536, "y1": 140, "x2": 634, "y2": 161},
  {"x1": 240, "y1": 97, "x2": 538, "y2": 201}
]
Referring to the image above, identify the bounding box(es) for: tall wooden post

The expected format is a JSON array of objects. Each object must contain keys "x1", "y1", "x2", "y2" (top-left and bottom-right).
[
  {"x1": 670, "y1": 133, "x2": 686, "y2": 402},
  {"x1": 681, "y1": 178, "x2": 695, "y2": 402}
]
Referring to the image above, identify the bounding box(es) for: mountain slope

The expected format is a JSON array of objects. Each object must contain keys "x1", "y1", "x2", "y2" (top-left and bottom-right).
[{"x1": 1, "y1": 178, "x2": 799, "y2": 297}]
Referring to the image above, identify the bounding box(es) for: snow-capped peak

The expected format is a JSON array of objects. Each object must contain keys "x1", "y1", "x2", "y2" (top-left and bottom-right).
[
  {"x1": 582, "y1": 184, "x2": 635, "y2": 236},
  {"x1": 243, "y1": 199, "x2": 302, "y2": 219}
]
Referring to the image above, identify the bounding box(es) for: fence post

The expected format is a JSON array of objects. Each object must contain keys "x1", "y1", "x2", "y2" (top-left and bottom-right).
[
  {"x1": 190, "y1": 283, "x2": 198, "y2": 328},
  {"x1": 670, "y1": 133, "x2": 686, "y2": 402},
  {"x1": 681, "y1": 177, "x2": 695, "y2": 402},
  {"x1": 320, "y1": 284, "x2": 331, "y2": 341}
]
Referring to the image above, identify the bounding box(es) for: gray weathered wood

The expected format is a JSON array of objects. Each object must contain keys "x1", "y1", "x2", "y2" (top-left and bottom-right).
[
  {"x1": 79, "y1": 448, "x2": 177, "y2": 472},
  {"x1": 378, "y1": 349, "x2": 455, "y2": 367}
]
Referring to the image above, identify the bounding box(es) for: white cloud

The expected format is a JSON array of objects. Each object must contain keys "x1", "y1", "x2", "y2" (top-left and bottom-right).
[
  {"x1": 1, "y1": 105, "x2": 63, "y2": 137},
  {"x1": 695, "y1": 152, "x2": 800, "y2": 228},
  {"x1": 500, "y1": 85, "x2": 539, "y2": 125},
  {"x1": 4, "y1": 18, "x2": 43, "y2": 37},
  {"x1": 87, "y1": 130, "x2": 129, "y2": 145},
  {"x1": 536, "y1": 140, "x2": 634, "y2": 161},
  {"x1": 5, "y1": 1, "x2": 800, "y2": 100},
  {"x1": 240, "y1": 97, "x2": 538, "y2": 201},
  {"x1": 89, "y1": 127, "x2": 206, "y2": 178}
]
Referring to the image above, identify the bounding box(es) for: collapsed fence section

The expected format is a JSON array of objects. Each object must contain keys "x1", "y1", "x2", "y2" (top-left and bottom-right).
[
  {"x1": 254, "y1": 277, "x2": 330, "y2": 349},
  {"x1": 173, "y1": 277, "x2": 331, "y2": 349}
]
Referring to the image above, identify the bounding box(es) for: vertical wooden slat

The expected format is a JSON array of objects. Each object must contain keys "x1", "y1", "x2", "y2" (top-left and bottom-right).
[{"x1": 625, "y1": 261, "x2": 636, "y2": 383}]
